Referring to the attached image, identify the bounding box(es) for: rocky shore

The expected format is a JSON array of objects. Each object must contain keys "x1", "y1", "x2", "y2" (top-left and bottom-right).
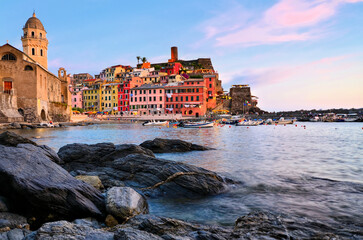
[{"x1": 0, "y1": 131, "x2": 351, "y2": 239}]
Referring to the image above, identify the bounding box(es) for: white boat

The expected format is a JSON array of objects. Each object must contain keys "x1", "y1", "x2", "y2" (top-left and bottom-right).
[
  {"x1": 183, "y1": 122, "x2": 214, "y2": 128},
  {"x1": 274, "y1": 117, "x2": 296, "y2": 125},
  {"x1": 345, "y1": 113, "x2": 359, "y2": 122},
  {"x1": 142, "y1": 120, "x2": 168, "y2": 126},
  {"x1": 236, "y1": 120, "x2": 259, "y2": 126},
  {"x1": 309, "y1": 116, "x2": 319, "y2": 122}
]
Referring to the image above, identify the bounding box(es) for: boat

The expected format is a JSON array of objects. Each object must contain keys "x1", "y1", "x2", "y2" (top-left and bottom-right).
[
  {"x1": 345, "y1": 113, "x2": 359, "y2": 122},
  {"x1": 142, "y1": 120, "x2": 168, "y2": 126},
  {"x1": 236, "y1": 120, "x2": 259, "y2": 126},
  {"x1": 274, "y1": 117, "x2": 296, "y2": 125},
  {"x1": 309, "y1": 116, "x2": 320, "y2": 122},
  {"x1": 182, "y1": 122, "x2": 214, "y2": 128}
]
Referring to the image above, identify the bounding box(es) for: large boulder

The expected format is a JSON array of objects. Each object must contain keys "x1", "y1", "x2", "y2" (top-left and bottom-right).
[
  {"x1": 58, "y1": 143, "x2": 155, "y2": 171},
  {"x1": 0, "y1": 131, "x2": 36, "y2": 147},
  {"x1": 112, "y1": 154, "x2": 229, "y2": 197},
  {"x1": 140, "y1": 138, "x2": 214, "y2": 153},
  {"x1": 0, "y1": 143, "x2": 105, "y2": 224},
  {"x1": 106, "y1": 187, "x2": 148, "y2": 220},
  {"x1": 0, "y1": 228, "x2": 31, "y2": 240},
  {"x1": 0, "y1": 212, "x2": 28, "y2": 229},
  {"x1": 23, "y1": 220, "x2": 114, "y2": 240}
]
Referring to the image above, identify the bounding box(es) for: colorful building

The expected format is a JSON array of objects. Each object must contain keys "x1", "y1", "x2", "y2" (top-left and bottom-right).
[
  {"x1": 130, "y1": 84, "x2": 165, "y2": 115},
  {"x1": 118, "y1": 76, "x2": 143, "y2": 112},
  {"x1": 164, "y1": 78, "x2": 207, "y2": 117},
  {"x1": 100, "y1": 83, "x2": 118, "y2": 114},
  {"x1": 83, "y1": 80, "x2": 101, "y2": 111}
]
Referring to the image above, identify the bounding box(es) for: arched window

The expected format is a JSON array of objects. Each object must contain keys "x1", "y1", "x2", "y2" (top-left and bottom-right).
[
  {"x1": 40, "y1": 33, "x2": 42, "y2": 38},
  {"x1": 31, "y1": 31, "x2": 34, "y2": 37},
  {"x1": 32, "y1": 48, "x2": 35, "y2": 55},
  {"x1": 40, "y1": 49, "x2": 43, "y2": 56},
  {"x1": 1, "y1": 53, "x2": 17, "y2": 61},
  {"x1": 24, "y1": 65, "x2": 33, "y2": 71}
]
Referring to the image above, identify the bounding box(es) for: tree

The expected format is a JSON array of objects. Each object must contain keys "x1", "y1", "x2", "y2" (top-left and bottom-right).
[
  {"x1": 141, "y1": 57, "x2": 147, "y2": 63},
  {"x1": 136, "y1": 56, "x2": 141, "y2": 64}
]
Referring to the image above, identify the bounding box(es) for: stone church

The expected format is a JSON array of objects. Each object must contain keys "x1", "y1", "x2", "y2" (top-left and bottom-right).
[{"x1": 0, "y1": 13, "x2": 71, "y2": 123}]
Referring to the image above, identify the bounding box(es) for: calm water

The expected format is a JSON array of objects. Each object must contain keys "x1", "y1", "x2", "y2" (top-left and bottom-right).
[{"x1": 8, "y1": 122, "x2": 363, "y2": 232}]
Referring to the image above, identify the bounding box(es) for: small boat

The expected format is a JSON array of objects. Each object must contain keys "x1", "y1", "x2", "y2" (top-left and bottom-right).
[
  {"x1": 236, "y1": 120, "x2": 259, "y2": 126},
  {"x1": 274, "y1": 117, "x2": 296, "y2": 125},
  {"x1": 142, "y1": 120, "x2": 168, "y2": 126},
  {"x1": 345, "y1": 113, "x2": 359, "y2": 122},
  {"x1": 309, "y1": 116, "x2": 319, "y2": 122},
  {"x1": 183, "y1": 122, "x2": 214, "y2": 128}
]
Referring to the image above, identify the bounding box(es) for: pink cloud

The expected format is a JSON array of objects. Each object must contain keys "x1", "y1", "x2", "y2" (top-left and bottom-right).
[{"x1": 204, "y1": 0, "x2": 363, "y2": 47}]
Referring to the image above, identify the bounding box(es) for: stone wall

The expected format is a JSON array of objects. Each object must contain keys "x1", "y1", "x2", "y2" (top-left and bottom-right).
[
  {"x1": 48, "y1": 102, "x2": 71, "y2": 122},
  {"x1": 230, "y1": 87, "x2": 252, "y2": 114},
  {"x1": 0, "y1": 91, "x2": 24, "y2": 123}
]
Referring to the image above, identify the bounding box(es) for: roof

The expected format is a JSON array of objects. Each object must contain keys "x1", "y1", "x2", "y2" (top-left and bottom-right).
[{"x1": 24, "y1": 13, "x2": 45, "y2": 31}]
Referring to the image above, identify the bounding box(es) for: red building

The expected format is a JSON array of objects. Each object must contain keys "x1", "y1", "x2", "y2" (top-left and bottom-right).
[
  {"x1": 164, "y1": 78, "x2": 207, "y2": 118},
  {"x1": 204, "y1": 74, "x2": 218, "y2": 109},
  {"x1": 160, "y1": 62, "x2": 183, "y2": 75},
  {"x1": 118, "y1": 77, "x2": 143, "y2": 112}
]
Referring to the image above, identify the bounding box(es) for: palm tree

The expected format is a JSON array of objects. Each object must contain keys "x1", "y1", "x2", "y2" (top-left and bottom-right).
[
  {"x1": 136, "y1": 56, "x2": 141, "y2": 64},
  {"x1": 141, "y1": 57, "x2": 147, "y2": 63}
]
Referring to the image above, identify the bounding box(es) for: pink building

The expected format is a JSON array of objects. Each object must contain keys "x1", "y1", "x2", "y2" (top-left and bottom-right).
[
  {"x1": 70, "y1": 86, "x2": 83, "y2": 109},
  {"x1": 130, "y1": 84, "x2": 165, "y2": 115}
]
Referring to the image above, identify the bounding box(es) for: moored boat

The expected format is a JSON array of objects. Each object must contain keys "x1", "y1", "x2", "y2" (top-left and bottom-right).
[
  {"x1": 183, "y1": 122, "x2": 214, "y2": 128},
  {"x1": 142, "y1": 120, "x2": 168, "y2": 126},
  {"x1": 236, "y1": 120, "x2": 259, "y2": 126},
  {"x1": 274, "y1": 117, "x2": 296, "y2": 125}
]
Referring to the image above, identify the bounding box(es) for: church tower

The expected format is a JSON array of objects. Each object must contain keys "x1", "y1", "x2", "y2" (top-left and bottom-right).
[{"x1": 21, "y1": 12, "x2": 48, "y2": 69}]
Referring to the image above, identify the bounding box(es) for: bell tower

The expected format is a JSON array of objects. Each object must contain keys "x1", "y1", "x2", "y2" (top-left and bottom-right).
[{"x1": 21, "y1": 12, "x2": 48, "y2": 69}]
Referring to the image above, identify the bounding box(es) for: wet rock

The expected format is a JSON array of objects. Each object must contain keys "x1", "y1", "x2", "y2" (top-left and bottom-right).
[
  {"x1": 140, "y1": 138, "x2": 214, "y2": 153},
  {"x1": 106, "y1": 187, "x2": 148, "y2": 220},
  {"x1": 112, "y1": 154, "x2": 229, "y2": 197},
  {"x1": 23, "y1": 220, "x2": 114, "y2": 240},
  {"x1": 0, "y1": 131, "x2": 36, "y2": 147},
  {"x1": 72, "y1": 218, "x2": 101, "y2": 229},
  {"x1": 0, "y1": 228, "x2": 31, "y2": 240},
  {"x1": 123, "y1": 214, "x2": 231, "y2": 240},
  {"x1": 114, "y1": 227, "x2": 163, "y2": 240},
  {"x1": 0, "y1": 212, "x2": 27, "y2": 229},
  {"x1": 75, "y1": 175, "x2": 104, "y2": 190},
  {"x1": 0, "y1": 143, "x2": 105, "y2": 223},
  {"x1": 0, "y1": 197, "x2": 9, "y2": 212}
]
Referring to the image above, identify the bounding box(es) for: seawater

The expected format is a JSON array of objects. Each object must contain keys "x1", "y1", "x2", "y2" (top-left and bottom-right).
[{"x1": 10, "y1": 122, "x2": 363, "y2": 230}]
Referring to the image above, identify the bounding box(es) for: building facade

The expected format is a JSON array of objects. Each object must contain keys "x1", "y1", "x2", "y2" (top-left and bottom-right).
[{"x1": 0, "y1": 13, "x2": 71, "y2": 122}]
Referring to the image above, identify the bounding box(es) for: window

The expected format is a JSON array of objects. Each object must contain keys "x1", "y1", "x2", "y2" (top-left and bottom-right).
[
  {"x1": 175, "y1": 97, "x2": 178, "y2": 101},
  {"x1": 3, "y1": 81, "x2": 12, "y2": 94},
  {"x1": 209, "y1": 78, "x2": 212, "y2": 81},
  {"x1": 24, "y1": 65, "x2": 33, "y2": 71},
  {"x1": 40, "y1": 49, "x2": 43, "y2": 56},
  {"x1": 160, "y1": 104, "x2": 162, "y2": 108},
  {"x1": 1, "y1": 53, "x2": 16, "y2": 61},
  {"x1": 149, "y1": 97, "x2": 152, "y2": 101},
  {"x1": 196, "y1": 96, "x2": 199, "y2": 101},
  {"x1": 196, "y1": 88, "x2": 199, "y2": 92},
  {"x1": 186, "y1": 96, "x2": 188, "y2": 101},
  {"x1": 153, "y1": 89, "x2": 156, "y2": 94},
  {"x1": 160, "y1": 90, "x2": 162, "y2": 93},
  {"x1": 139, "y1": 97, "x2": 142, "y2": 101},
  {"x1": 180, "y1": 96, "x2": 183, "y2": 101},
  {"x1": 149, "y1": 90, "x2": 151, "y2": 94},
  {"x1": 153, "y1": 96, "x2": 156, "y2": 101},
  {"x1": 40, "y1": 33, "x2": 42, "y2": 38},
  {"x1": 31, "y1": 32, "x2": 34, "y2": 37},
  {"x1": 143, "y1": 97, "x2": 146, "y2": 101},
  {"x1": 159, "y1": 96, "x2": 162, "y2": 101},
  {"x1": 191, "y1": 96, "x2": 194, "y2": 101},
  {"x1": 209, "y1": 84, "x2": 212, "y2": 88},
  {"x1": 32, "y1": 48, "x2": 35, "y2": 55}
]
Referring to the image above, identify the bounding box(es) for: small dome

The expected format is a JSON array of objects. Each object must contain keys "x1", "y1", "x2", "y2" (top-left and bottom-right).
[{"x1": 24, "y1": 13, "x2": 45, "y2": 31}]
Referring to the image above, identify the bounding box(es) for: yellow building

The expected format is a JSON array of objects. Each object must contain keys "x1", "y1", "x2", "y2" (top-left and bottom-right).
[
  {"x1": 83, "y1": 81, "x2": 101, "y2": 112},
  {"x1": 100, "y1": 83, "x2": 118, "y2": 114}
]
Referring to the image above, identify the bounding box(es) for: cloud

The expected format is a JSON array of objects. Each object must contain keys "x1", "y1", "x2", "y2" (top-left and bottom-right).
[
  {"x1": 199, "y1": 0, "x2": 363, "y2": 47},
  {"x1": 223, "y1": 54, "x2": 355, "y2": 87}
]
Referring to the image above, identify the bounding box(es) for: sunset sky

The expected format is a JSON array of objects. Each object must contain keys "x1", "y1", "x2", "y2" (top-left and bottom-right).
[{"x1": 1, "y1": 0, "x2": 362, "y2": 111}]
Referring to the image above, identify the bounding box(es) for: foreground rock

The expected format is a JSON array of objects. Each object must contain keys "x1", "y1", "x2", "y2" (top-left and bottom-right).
[
  {"x1": 106, "y1": 187, "x2": 148, "y2": 220},
  {"x1": 0, "y1": 143, "x2": 105, "y2": 224},
  {"x1": 24, "y1": 220, "x2": 113, "y2": 240},
  {"x1": 25, "y1": 211, "x2": 345, "y2": 239},
  {"x1": 140, "y1": 138, "x2": 214, "y2": 153},
  {"x1": 59, "y1": 142, "x2": 230, "y2": 197}
]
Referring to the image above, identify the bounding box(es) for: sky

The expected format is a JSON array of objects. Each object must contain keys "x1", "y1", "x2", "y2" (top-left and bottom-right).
[{"x1": 0, "y1": 0, "x2": 362, "y2": 111}]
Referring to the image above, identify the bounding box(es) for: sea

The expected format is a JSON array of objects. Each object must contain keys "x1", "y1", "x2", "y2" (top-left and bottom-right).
[{"x1": 9, "y1": 122, "x2": 363, "y2": 235}]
